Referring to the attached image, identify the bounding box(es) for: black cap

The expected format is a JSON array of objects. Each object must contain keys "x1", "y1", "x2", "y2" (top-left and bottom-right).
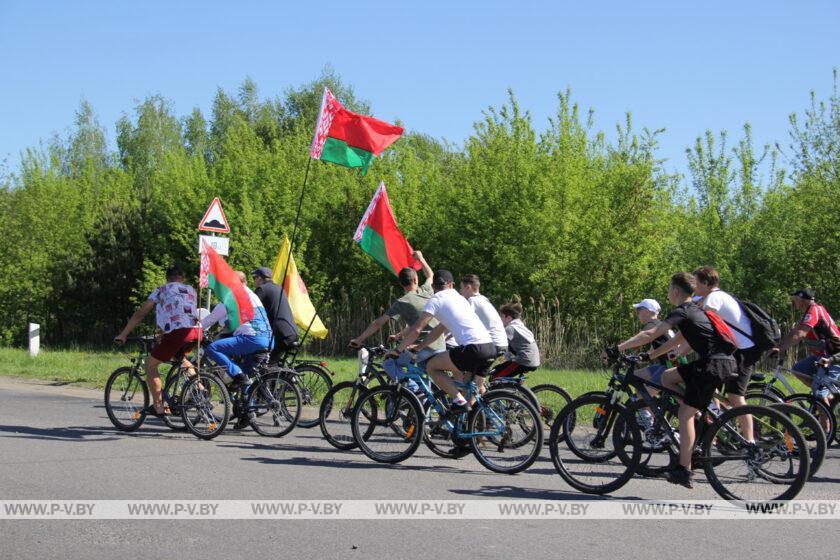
[
  {"x1": 432, "y1": 269, "x2": 454, "y2": 288},
  {"x1": 251, "y1": 267, "x2": 273, "y2": 279},
  {"x1": 790, "y1": 288, "x2": 815, "y2": 300}
]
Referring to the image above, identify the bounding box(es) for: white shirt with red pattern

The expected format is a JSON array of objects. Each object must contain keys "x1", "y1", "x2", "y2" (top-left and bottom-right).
[{"x1": 148, "y1": 282, "x2": 197, "y2": 334}]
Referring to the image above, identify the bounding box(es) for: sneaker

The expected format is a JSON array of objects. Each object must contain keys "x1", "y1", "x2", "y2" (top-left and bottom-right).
[
  {"x1": 664, "y1": 466, "x2": 695, "y2": 489},
  {"x1": 449, "y1": 401, "x2": 472, "y2": 414}
]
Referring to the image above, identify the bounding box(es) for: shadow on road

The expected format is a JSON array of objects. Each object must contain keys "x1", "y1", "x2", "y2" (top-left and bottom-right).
[
  {"x1": 448, "y1": 484, "x2": 642, "y2": 501},
  {"x1": 241, "y1": 453, "x2": 483, "y2": 475},
  {"x1": 0, "y1": 424, "x2": 121, "y2": 442}
]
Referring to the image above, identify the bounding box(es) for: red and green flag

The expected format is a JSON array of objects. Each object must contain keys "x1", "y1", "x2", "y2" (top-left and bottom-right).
[
  {"x1": 199, "y1": 242, "x2": 254, "y2": 331},
  {"x1": 353, "y1": 182, "x2": 420, "y2": 276},
  {"x1": 310, "y1": 88, "x2": 404, "y2": 174}
]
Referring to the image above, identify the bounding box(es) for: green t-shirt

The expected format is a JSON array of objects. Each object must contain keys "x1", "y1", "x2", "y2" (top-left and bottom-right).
[{"x1": 386, "y1": 282, "x2": 445, "y2": 351}]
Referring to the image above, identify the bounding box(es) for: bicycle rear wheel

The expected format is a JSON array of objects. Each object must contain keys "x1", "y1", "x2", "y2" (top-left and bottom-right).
[
  {"x1": 291, "y1": 364, "x2": 333, "y2": 429},
  {"x1": 249, "y1": 374, "x2": 301, "y2": 437},
  {"x1": 104, "y1": 367, "x2": 148, "y2": 431},
  {"x1": 422, "y1": 388, "x2": 472, "y2": 459},
  {"x1": 470, "y1": 391, "x2": 543, "y2": 474},
  {"x1": 180, "y1": 373, "x2": 231, "y2": 440},
  {"x1": 352, "y1": 386, "x2": 424, "y2": 464},
  {"x1": 702, "y1": 404, "x2": 809, "y2": 503},
  {"x1": 549, "y1": 393, "x2": 641, "y2": 494},
  {"x1": 531, "y1": 384, "x2": 572, "y2": 430}
]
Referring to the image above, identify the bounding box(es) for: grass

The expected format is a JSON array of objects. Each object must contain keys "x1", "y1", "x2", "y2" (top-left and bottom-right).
[{"x1": 0, "y1": 346, "x2": 607, "y2": 397}]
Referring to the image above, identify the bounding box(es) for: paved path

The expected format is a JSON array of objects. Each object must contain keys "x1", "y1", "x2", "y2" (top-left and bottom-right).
[{"x1": 1, "y1": 376, "x2": 839, "y2": 559}]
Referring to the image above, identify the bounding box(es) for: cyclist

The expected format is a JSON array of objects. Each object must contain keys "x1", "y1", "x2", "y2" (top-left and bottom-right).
[
  {"x1": 460, "y1": 274, "x2": 508, "y2": 356},
  {"x1": 394, "y1": 269, "x2": 496, "y2": 413},
  {"x1": 492, "y1": 299, "x2": 540, "y2": 378},
  {"x1": 202, "y1": 271, "x2": 273, "y2": 387},
  {"x1": 772, "y1": 288, "x2": 840, "y2": 406},
  {"x1": 251, "y1": 267, "x2": 299, "y2": 364},
  {"x1": 692, "y1": 266, "x2": 761, "y2": 440},
  {"x1": 609, "y1": 272, "x2": 737, "y2": 489},
  {"x1": 349, "y1": 251, "x2": 444, "y2": 390},
  {"x1": 115, "y1": 264, "x2": 199, "y2": 416}
]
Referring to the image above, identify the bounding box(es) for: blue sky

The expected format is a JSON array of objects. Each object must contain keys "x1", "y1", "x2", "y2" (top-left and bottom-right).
[{"x1": 1, "y1": 1, "x2": 837, "y2": 180}]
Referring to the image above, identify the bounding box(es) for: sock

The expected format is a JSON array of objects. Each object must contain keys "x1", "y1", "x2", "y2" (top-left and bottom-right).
[{"x1": 453, "y1": 396, "x2": 467, "y2": 406}]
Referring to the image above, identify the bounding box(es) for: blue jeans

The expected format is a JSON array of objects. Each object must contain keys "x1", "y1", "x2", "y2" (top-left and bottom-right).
[
  {"x1": 793, "y1": 355, "x2": 840, "y2": 399},
  {"x1": 205, "y1": 335, "x2": 273, "y2": 378},
  {"x1": 383, "y1": 348, "x2": 444, "y2": 393}
]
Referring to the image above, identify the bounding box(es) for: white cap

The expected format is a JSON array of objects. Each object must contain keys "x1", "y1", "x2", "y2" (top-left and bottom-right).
[{"x1": 632, "y1": 298, "x2": 661, "y2": 314}]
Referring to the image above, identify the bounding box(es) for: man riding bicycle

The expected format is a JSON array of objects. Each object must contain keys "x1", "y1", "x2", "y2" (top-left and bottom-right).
[
  {"x1": 459, "y1": 274, "x2": 508, "y2": 356},
  {"x1": 202, "y1": 271, "x2": 273, "y2": 388},
  {"x1": 115, "y1": 264, "x2": 199, "y2": 416},
  {"x1": 610, "y1": 272, "x2": 738, "y2": 489},
  {"x1": 394, "y1": 269, "x2": 495, "y2": 414},
  {"x1": 349, "y1": 251, "x2": 445, "y2": 391},
  {"x1": 772, "y1": 288, "x2": 840, "y2": 406}
]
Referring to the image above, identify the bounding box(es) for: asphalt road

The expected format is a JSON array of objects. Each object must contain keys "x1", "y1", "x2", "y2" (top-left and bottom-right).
[{"x1": 1, "y1": 376, "x2": 839, "y2": 560}]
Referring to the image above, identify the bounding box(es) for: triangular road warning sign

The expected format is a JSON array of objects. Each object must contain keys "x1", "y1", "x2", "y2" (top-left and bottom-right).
[{"x1": 199, "y1": 197, "x2": 230, "y2": 233}]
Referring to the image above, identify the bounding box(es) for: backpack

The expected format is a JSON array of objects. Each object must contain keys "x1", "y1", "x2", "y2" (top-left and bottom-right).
[
  {"x1": 727, "y1": 299, "x2": 782, "y2": 351},
  {"x1": 703, "y1": 309, "x2": 738, "y2": 354}
]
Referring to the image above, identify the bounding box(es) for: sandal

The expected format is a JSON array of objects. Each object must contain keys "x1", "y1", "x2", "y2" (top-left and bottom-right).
[{"x1": 144, "y1": 405, "x2": 172, "y2": 417}]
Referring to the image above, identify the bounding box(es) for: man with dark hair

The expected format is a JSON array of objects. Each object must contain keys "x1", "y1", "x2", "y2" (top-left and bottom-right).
[
  {"x1": 610, "y1": 272, "x2": 737, "y2": 489},
  {"x1": 772, "y1": 288, "x2": 840, "y2": 405},
  {"x1": 693, "y1": 265, "x2": 759, "y2": 441},
  {"x1": 460, "y1": 274, "x2": 508, "y2": 356},
  {"x1": 251, "y1": 267, "x2": 299, "y2": 363},
  {"x1": 350, "y1": 251, "x2": 443, "y2": 388},
  {"x1": 115, "y1": 264, "x2": 199, "y2": 416},
  {"x1": 395, "y1": 269, "x2": 495, "y2": 413}
]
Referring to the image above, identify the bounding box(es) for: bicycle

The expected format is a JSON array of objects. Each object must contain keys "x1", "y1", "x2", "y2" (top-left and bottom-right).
[
  {"x1": 214, "y1": 350, "x2": 302, "y2": 437},
  {"x1": 104, "y1": 335, "x2": 232, "y2": 440},
  {"x1": 351, "y1": 359, "x2": 543, "y2": 474},
  {"x1": 318, "y1": 345, "x2": 392, "y2": 450},
  {"x1": 549, "y1": 354, "x2": 809, "y2": 504},
  {"x1": 747, "y1": 360, "x2": 837, "y2": 444}
]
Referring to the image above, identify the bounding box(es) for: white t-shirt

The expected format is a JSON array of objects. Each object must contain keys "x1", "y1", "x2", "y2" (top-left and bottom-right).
[
  {"x1": 468, "y1": 294, "x2": 508, "y2": 349},
  {"x1": 148, "y1": 282, "x2": 197, "y2": 334},
  {"x1": 423, "y1": 288, "x2": 492, "y2": 346},
  {"x1": 702, "y1": 289, "x2": 754, "y2": 350}
]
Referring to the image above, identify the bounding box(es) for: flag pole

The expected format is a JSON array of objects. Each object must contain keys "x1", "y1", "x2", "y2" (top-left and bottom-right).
[{"x1": 280, "y1": 155, "x2": 313, "y2": 302}]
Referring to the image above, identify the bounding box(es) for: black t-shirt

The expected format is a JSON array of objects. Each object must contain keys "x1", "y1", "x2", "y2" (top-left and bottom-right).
[
  {"x1": 643, "y1": 319, "x2": 674, "y2": 364},
  {"x1": 664, "y1": 301, "x2": 731, "y2": 359},
  {"x1": 254, "y1": 281, "x2": 299, "y2": 346}
]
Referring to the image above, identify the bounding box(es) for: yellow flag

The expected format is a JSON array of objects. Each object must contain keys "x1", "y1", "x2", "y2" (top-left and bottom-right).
[{"x1": 271, "y1": 236, "x2": 329, "y2": 339}]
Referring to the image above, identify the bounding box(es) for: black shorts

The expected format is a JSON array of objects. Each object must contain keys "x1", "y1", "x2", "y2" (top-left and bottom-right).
[
  {"x1": 726, "y1": 346, "x2": 764, "y2": 396},
  {"x1": 450, "y1": 343, "x2": 497, "y2": 376},
  {"x1": 676, "y1": 357, "x2": 736, "y2": 409},
  {"x1": 490, "y1": 360, "x2": 537, "y2": 379}
]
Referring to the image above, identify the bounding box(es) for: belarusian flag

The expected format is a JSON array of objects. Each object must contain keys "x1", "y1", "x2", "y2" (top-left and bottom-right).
[
  {"x1": 353, "y1": 182, "x2": 420, "y2": 276},
  {"x1": 200, "y1": 242, "x2": 254, "y2": 331},
  {"x1": 271, "y1": 236, "x2": 328, "y2": 339},
  {"x1": 310, "y1": 88, "x2": 404, "y2": 174}
]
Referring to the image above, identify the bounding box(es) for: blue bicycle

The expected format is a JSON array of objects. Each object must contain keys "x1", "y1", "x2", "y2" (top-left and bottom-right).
[{"x1": 350, "y1": 360, "x2": 543, "y2": 474}]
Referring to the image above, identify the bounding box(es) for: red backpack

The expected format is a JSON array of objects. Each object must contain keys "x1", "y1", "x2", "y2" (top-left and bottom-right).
[{"x1": 703, "y1": 309, "x2": 738, "y2": 354}]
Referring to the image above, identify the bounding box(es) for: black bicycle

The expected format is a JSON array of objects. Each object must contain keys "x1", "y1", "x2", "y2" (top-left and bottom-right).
[
  {"x1": 318, "y1": 345, "x2": 392, "y2": 450},
  {"x1": 549, "y1": 354, "x2": 810, "y2": 504}
]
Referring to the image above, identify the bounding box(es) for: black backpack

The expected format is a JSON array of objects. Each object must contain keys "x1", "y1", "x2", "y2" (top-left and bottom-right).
[{"x1": 726, "y1": 298, "x2": 781, "y2": 351}]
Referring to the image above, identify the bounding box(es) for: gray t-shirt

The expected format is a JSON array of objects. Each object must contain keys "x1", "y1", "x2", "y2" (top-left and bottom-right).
[
  {"x1": 505, "y1": 319, "x2": 540, "y2": 367},
  {"x1": 386, "y1": 283, "x2": 446, "y2": 351}
]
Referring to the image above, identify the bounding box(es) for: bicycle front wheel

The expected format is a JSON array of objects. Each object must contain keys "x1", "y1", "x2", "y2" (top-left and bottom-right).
[
  {"x1": 768, "y1": 402, "x2": 825, "y2": 478},
  {"x1": 320, "y1": 382, "x2": 369, "y2": 450},
  {"x1": 180, "y1": 373, "x2": 231, "y2": 440},
  {"x1": 352, "y1": 386, "x2": 424, "y2": 464},
  {"x1": 104, "y1": 367, "x2": 148, "y2": 431},
  {"x1": 784, "y1": 393, "x2": 836, "y2": 444},
  {"x1": 702, "y1": 404, "x2": 809, "y2": 503},
  {"x1": 470, "y1": 391, "x2": 543, "y2": 474},
  {"x1": 549, "y1": 393, "x2": 641, "y2": 495},
  {"x1": 249, "y1": 374, "x2": 301, "y2": 437},
  {"x1": 161, "y1": 366, "x2": 188, "y2": 432}
]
